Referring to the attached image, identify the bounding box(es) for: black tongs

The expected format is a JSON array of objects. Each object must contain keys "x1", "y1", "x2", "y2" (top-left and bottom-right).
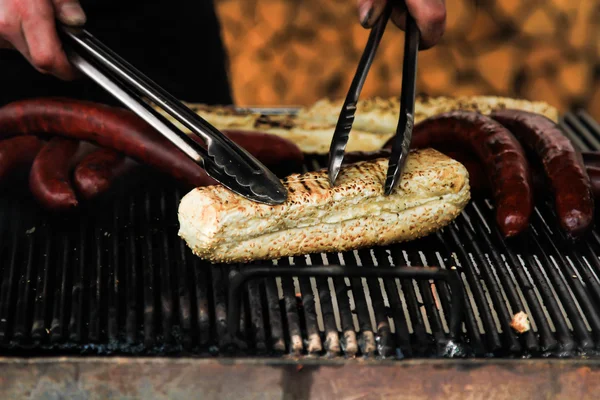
[
  {"x1": 328, "y1": 1, "x2": 419, "y2": 195},
  {"x1": 59, "y1": 26, "x2": 287, "y2": 205}
]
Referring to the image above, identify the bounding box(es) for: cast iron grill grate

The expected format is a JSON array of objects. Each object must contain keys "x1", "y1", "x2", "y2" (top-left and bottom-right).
[{"x1": 1, "y1": 111, "x2": 600, "y2": 359}]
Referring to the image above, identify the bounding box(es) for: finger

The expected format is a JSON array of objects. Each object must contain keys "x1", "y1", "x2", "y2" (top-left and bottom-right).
[
  {"x1": 0, "y1": 37, "x2": 14, "y2": 49},
  {"x1": 0, "y1": 5, "x2": 27, "y2": 53},
  {"x1": 21, "y1": 1, "x2": 78, "y2": 80},
  {"x1": 357, "y1": 0, "x2": 387, "y2": 28},
  {"x1": 392, "y1": 0, "x2": 446, "y2": 49},
  {"x1": 52, "y1": 0, "x2": 86, "y2": 26},
  {"x1": 0, "y1": 16, "x2": 32, "y2": 59}
]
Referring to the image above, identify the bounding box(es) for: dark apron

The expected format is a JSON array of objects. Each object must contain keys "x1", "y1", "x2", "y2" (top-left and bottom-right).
[{"x1": 0, "y1": 0, "x2": 233, "y2": 106}]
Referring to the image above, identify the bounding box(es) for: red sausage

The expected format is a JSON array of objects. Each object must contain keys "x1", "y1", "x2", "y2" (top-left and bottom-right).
[
  {"x1": 582, "y1": 152, "x2": 600, "y2": 169},
  {"x1": 586, "y1": 166, "x2": 600, "y2": 200},
  {"x1": 29, "y1": 137, "x2": 80, "y2": 210},
  {"x1": 0, "y1": 98, "x2": 210, "y2": 187},
  {"x1": 491, "y1": 109, "x2": 594, "y2": 238},
  {"x1": 407, "y1": 111, "x2": 534, "y2": 238},
  {"x1": 0, "y1": 98, "x2": 305, "y2": 186},
  {"x1": 73, "y1": 148, "x2": 128, "y2": 200},
  {"x1": 222, "y1": 129, "x2": 304, "y2": 177},
  {"x1": 444, "y1": 151, "x2": 491, "y2": 195},
  {"x1": 0, "y1": 136, "x2": 44, "y2": 182}
]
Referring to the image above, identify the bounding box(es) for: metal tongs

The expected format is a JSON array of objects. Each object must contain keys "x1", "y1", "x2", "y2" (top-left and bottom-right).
[
  {"x1": 328, "y1": 1, "x2": 420, "y2": 195},
  {"x1": 58, "y1": 26, "x2": 287, "y2": 205}
]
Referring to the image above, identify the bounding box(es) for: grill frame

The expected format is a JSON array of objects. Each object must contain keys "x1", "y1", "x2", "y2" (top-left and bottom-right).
[{"x1": 1, "y1": 111, "x2": 600, "y2": 360}]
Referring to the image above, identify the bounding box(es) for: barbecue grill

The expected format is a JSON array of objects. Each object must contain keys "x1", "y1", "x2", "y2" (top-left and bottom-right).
[{"x1": 2, "y1": 112, "x2": 600, "y2": 399}]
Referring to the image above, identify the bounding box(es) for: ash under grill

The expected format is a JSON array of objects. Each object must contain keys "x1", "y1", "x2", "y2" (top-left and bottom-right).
[{"x1": 1, "y1": 111, "x2": 600, "y2": 359}]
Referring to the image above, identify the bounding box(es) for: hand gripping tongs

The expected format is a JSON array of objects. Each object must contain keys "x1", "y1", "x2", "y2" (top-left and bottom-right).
[
  {"x1": 58, "y1": 26, "x2": 287, "y2": 205},
  {"x1": 327, "y1": 1, "x2": 419, "y2": 195}
]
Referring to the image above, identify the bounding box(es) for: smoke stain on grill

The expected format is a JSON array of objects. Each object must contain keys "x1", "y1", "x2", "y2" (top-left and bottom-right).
[{"x1": 279, "y1": 364, "x2": 319, "y2": 400}]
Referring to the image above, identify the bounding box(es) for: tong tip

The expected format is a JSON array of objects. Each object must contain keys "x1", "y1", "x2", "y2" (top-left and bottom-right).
[{"x1": 327, "y1": 155, "x2": 343, "y2": 187}]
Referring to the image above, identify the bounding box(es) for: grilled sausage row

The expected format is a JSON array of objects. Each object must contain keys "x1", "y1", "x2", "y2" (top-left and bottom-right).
[
  {"x1": 0, "y1": 98, "x2": 595, "y2": 240},
  {"x1": 381, "y1": 109, "x2": 594, "y2": 238},
  {"x1": 0, "y1": 98, "x2": 305, "y2": 210}
]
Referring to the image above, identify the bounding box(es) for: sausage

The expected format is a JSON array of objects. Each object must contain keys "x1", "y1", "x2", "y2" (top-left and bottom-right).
[
  {"x1": 0, "y1": 98, "x2": 213, "y2": 187},
  {"x1": 29, "y1": 137, "x2": 80, "y2": 210},
  {"x1": 444, "y1": 151, "x2": 491, "y2": 195},
  {"x1": 73, "y1": 148, "x2": 128, "y2": 200},
  {"x1": 491, "y1": 109, "x2": 594, "y2": 238},
  {"x1": 582, "y1": 152, "x2": 600, "y2": 169},
  {"x1": 406, "y1": 111, "x2": 534, "y2": 237},
  {"x1": 0, "y1": 136, "x2": 44, "y2": 182},
  {"x1": 585, "y1": 166, "x2": 600, "y2": 200},
  {"x1": 222, "y1": 129, "x2": 304, "y2": 177},
  {"x1": 0, "y1": 98, "x2": 304, "y2": 186}
]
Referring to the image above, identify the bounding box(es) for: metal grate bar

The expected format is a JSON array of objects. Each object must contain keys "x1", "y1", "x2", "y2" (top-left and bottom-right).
[
  {"x1": 389, "y1": 247, "x2": 431, "y2": 354},
  {"x1": 124, "y1": 198, "x2": 139, "y2": 344},
  {"x1": 0, "y1": 201, "x2": 20, "y2": 342},
  {"x1": 564, "y1": 113, "x2": 600, "y2": 150},
  {"x1": 246, "y1": 278, "x2": 266, "y2": 351},
  {"x1": 324, "y1": 252, "x2": 358, "y2": 356},
  {"x1": 87, "y1": 224, "x2": 102, "y2": 343},
  {"x1": 157, "y1": 189, "x2": 175, "y2": 344},
  {"x1": 434, "y1": 230, "x2": 487, "y2": 355},
  {"x1": 446, "y1": 224, "x2": 503, "y2": 353},
  {"x1": 306, "y1": 254, "x2": 340, "y2": 356},
  {"x1": 465, "y1": 203, "x2": 540, "y2": 352},
  {"x1": 172, "y1": 189, "x2": 194, "y2": 349},
  {"x1": 294, "y1": 256, "x2": 322, "y2": 355},
  {"x1": 372, "y1": 247, "x2": 414, "y2": 358},
  {"x1": 277, "y1": 257, "x2": 304, "y2": 355},
  {"x1": 530, "y1": 210, "x2": 598, "y2": 345},
  {"x1": 456, "y1": 214, "x2": 522, "y2": 353},
  {"x1": 49, "y1": 234, "x2": 69, "y2": 343},
  {"x1": 519, "y1": 235, "x2": 576, "y2": 351},
  {"x1": 263, "y1": 274, "x2": 285, "y2": 352},
  {"x1": 405, "y1": 242, "x2": 447, "y2": 342},
  {"x1": 141, "y1": 193, "x2": 156, "y2": 347},
  {"x1": 356, "y1": 249, "x2": 396, "y2": 357},
  {"x1": 342, "y1": 251, "x2": 377, "y2": 356},
  {"x1": 68, "y1": 222, "x2": 87, "y2": 343},
  {"x1": 31, "y1": 221, "x2": 52, "y2": 342},
  {"x1": 107, "y1": 200, "x2": 121, "y2": 342},
  {"x1": 211, "y1": 265, "x2": 231, "y2": 349},
  {"x1": 192, "y1": 258, "x2": 211, "y2": 346},
  {"x1": 13, "y1": 221, "x2": 35, "y2": 341}
]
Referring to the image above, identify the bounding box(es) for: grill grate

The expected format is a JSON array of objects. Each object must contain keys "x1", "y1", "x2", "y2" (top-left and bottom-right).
[{"x1": 1, "y1": 111, "x2": 600, "y2": 359}]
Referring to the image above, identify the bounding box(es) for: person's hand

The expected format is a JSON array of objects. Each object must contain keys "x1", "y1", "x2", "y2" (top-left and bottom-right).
[
  {"x1": 0, "y1": 0, "x2": 87, "y2": 80},
  {"x1": 357, "y1": 0, "x2": 446, "y2": 50}
]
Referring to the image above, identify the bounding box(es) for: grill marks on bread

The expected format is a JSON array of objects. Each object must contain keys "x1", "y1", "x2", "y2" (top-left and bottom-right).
[{"x1": 178, "y1": 149, "x2": 471, "y2": 263}]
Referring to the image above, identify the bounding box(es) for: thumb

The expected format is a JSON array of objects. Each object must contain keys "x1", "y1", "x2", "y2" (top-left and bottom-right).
[
  {"x1": 357, "y1": 0, "x2": 388, "y2": 28},
  {"x1": 53, "y1": 0, "x2": 87, "y2": 26}
]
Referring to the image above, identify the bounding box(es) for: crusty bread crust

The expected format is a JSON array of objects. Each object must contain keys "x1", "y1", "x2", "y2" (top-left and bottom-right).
[
  {"x1": 297, "y1": 95, "x2": 559, "y2": 134},
  {"x1": 157, "y1": 95, "x2": 559, "y2": 154},
  {"x1": 178, "y1": 148, "x2": 470, "y2": 263}
]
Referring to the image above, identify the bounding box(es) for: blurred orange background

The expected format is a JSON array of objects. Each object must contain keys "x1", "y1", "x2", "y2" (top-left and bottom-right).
[{"x1": 215, "y1": 0, "x2": 600, "y2": 117}]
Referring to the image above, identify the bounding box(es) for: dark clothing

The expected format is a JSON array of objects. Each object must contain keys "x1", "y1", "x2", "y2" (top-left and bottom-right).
[{"x1": 0, "y1": 0, "x2": 233, "y2": 106}]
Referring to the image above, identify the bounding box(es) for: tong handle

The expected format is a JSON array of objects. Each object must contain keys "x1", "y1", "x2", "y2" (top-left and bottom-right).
[
  {"x1": 384, "y1": 13, "x2": 420, "y2": 195},
  {"x1": 327, "y1": 3, "x2": 392, "y2": 185},
  {"x1": 59, "y1": 25, "x2": 288, "y2": 205}
]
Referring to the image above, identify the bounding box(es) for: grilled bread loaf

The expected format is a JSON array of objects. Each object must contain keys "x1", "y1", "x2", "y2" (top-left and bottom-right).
[
  {"x1": 178, "y1": 148, "x2": 470, "y2": 263},
  {"x1": 157, "y1": 95, "x2": 558, "y2": 154},
  {"x1": 297, "y1": 95, "x2": 559, "y2": 134}
]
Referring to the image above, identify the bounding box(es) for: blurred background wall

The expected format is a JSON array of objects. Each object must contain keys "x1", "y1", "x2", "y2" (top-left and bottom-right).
[{"x1": 214, "y1": 0, "x2": 600, "y2": 117}]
